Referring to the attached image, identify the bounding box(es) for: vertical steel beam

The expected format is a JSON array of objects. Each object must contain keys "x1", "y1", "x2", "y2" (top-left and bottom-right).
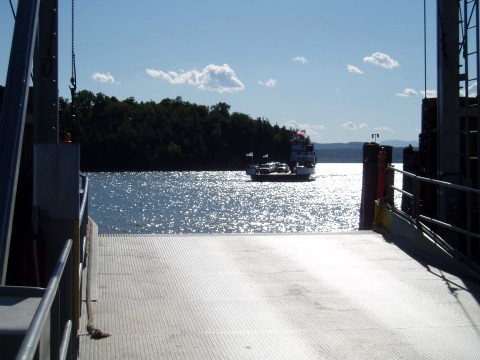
[
  {"x1": 0, "y1": 0, "x2": 40, "y2": 285},
  {"x1": 476, "y1": 3, "x2": 480, "y2": 256},
  {"x1": 34, "y1": 0, "x2": 59, "y2": 144},
  {"x1": 437, "y1": 0, "x2": 461, "y2": 222},
  {"x1": 33, "y1": 2, "x2": 72, "y2": 356}
]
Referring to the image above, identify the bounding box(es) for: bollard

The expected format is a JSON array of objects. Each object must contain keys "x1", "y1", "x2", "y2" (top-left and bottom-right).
[
  {"x1": 381, "y1": 145, "x2": 393, "y2": 205},
  {"x1": 376, "y1": 147, "x2": 387, "y2": 199},
  {"x1": 359, "y1": 142, "x2": 380, "y2": 230},
  {"x1": 402, "y1": 145, "x2": 419, "y2": 214}
]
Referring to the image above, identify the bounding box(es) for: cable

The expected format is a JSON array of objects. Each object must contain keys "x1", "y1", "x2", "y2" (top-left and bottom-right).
[
  {"x1": 9, "y1": 0, "x2": 15, "y2": 19},
  {"x1": 424, "y1": 0, "x2": 427, "y2": 99}
]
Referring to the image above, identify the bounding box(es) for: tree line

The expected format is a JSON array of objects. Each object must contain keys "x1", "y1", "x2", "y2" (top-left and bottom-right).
[{"x1": 59, "y1": 91, "x2": 297, "y2": 171}]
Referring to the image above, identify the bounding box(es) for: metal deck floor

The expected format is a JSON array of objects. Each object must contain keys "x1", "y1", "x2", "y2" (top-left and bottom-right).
[{"x1": 79, "y1": 232, "x2": 480, "y2": 359}]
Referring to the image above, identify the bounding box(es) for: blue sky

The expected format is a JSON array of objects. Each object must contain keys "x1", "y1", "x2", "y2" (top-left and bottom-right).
[{"x1": 2, "y1": 0, "x2": 441, "y2": 143}]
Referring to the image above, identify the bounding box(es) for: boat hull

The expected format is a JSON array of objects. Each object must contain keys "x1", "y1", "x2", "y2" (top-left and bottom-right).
[
  {"x1": 250, "y1": 173, "x2": 314, "y2": 182},
  {"x1": 294, "y1": 166, "x2": 316, "y2": 176}
]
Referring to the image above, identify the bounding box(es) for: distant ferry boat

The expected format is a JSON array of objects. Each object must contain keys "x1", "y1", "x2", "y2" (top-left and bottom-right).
[{"x1": 246, "y1": 130, "x2": 316, "y2": 181}]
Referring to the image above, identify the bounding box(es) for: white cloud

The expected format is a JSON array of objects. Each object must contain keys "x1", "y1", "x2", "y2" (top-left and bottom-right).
[
  {"x1": 420, "y1": 89, "x2": 438, "y2": 97},
  {"x1": 363, "y1": 52, "x2": 399, "y2": 69},
  {"x1": 293, "y1": 56, "x2": 308, "y2": 64},
  {"x1": 374, "y1": 126, "x2": 394, "y2": 133},
  {"x1": 396, "y1": 88, "x2": 418, "y2": 97},
  {"x1": 460, "y1": 82, "x2": 477, "y2": 97},
  {"x1": 396, "y1": 88, "x2": 437, "y2": 98},
  {"x1": 342, "y1": 121, "x2": 368, "y2": 131},
  {"x1": 347, "y1": 65, "x2": 364, "y2": 74},
  {"x1": 342, "y1": 122, "x2": 356, "y2": 130},
  {"x1": 469, "y1": 82, "x2": 478, "y2": 96},
  {"x1": 92, "y1": 72, "x2": 116, "y2": 83},
  {"x1": 146, "y1": 64, "x2": 245, "y2": 93},
  {"x1": 285, "y1": 121, "x2": 325, "y2": 142},
  {"x1": 258, "y1": 79, "x2": 277, "y2": 88}
]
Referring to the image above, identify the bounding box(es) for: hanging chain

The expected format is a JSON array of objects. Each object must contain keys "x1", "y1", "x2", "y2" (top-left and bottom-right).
[
  {"x1": 67, "y1": 0, "x2": 78, "y2": 143},
  {"x1": 69, "y1": 0, "x2": 77, "y2": 99}
]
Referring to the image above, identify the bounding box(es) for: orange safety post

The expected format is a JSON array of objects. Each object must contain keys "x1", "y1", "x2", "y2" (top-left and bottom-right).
[{"x1": 63, "y1": 132, "x2": 72, "y2": 143}]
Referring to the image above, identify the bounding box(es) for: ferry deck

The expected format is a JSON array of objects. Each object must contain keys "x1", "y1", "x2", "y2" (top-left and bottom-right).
[{"x1": 79, "y1": 224, "x2": 480, "y2": 359}]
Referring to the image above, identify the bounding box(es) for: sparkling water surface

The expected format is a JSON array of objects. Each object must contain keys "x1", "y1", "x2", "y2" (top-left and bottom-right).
[{"x1": 88, "y1": 163, "x2": 401, "y2": 234}]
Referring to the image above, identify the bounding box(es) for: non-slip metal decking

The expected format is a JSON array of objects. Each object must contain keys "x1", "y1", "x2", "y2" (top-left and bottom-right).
[{"x1": 79, "y1": 232, "x2": 480, "y2": 359}]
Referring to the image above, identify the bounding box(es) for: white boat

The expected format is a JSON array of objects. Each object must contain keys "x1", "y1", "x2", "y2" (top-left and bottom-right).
[
  {"x1": 290, "y1": 139, "x2": 316, "y2": 176},
  {"x1": 246, "y1": 132, "x2": 316, "y2": 181},
  {"x1": 294, "y1": 163, "x2": 316, "y2": 176}
]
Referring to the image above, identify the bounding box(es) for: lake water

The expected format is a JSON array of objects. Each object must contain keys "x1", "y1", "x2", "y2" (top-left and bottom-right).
[{"x1": 88, "y1": 163, "x2": 402, "y2": 234}]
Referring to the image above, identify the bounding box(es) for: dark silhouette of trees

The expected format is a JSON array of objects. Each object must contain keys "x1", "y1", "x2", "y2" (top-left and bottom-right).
[{"x1": 60, "y1": 92, "x2": 296, "y2": 171}]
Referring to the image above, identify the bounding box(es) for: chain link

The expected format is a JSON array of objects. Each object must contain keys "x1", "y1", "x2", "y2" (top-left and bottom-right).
[{"x1": 70, "y1": 0, "x2": 77, "y2": 98}]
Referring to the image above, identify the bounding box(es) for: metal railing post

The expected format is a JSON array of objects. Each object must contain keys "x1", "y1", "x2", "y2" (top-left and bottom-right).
[
  {"x1": 16, "y1": 240, "x2": 72, "y2": 360},
  {"x1": 466, "y1": 190, "x2": 472, "y2": 259},
  {"x1": 413, "y1": 175, "x2": 419, "y2": 221},
  {"x1": 386, "y1": 165, "x2": 480, "y2": 260}
]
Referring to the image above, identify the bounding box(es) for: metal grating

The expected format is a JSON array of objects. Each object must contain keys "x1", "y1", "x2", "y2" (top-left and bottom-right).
[{"x1": 79, "y1": 232, "x2": 480, "y2": 359}]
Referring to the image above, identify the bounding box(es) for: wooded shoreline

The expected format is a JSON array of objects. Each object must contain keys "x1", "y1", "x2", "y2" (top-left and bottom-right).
[{"x1": 58, "y1": 91, "x2": 410, "y2": 171}]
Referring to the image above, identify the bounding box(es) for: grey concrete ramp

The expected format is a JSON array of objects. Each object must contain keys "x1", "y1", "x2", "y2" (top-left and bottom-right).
[{"x1": 79, "y1": 232, "x2": 480, "y2": 359}]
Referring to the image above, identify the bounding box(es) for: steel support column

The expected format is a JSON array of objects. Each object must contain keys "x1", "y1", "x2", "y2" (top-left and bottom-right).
[
  {"x1": 0, "y1": 0, "x2": 40, "y2": 285},
  {"x1": 34, "y1": 0, "x2": 59, "y2": 144},
  {"x1": 437, "y1": 0, "x2": 461, "y2": 222}
]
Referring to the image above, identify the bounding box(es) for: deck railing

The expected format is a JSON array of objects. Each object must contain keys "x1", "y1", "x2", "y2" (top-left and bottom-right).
[
  {"x1": 386, "y1": 165, "x2": 480, "y2": 262},
  {"x1": 13, "y1": 172, "x2": 89, "y2": 359},
  {"x1": 15, "y1": 239, "x2": 72, "y2": 360},
  {"x1": 79, "y1": 173, "x2": 89, "y2": 264}
]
